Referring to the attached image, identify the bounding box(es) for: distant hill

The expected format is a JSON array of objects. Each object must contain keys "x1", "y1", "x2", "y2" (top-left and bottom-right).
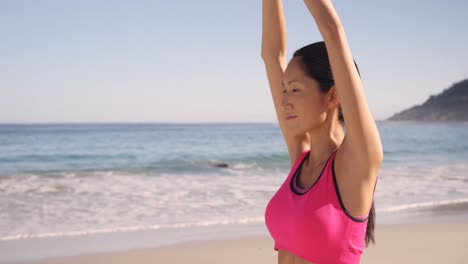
[{"x1": 387, "y1": 79, "x2": 468, "y2": 121}]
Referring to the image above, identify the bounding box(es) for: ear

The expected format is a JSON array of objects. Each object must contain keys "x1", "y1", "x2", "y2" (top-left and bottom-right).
[{"x1": 327, "y1": 85, "x2": 340, "y2": 109}]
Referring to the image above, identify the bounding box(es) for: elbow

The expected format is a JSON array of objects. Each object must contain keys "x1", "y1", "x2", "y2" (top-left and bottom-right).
[
  {"x1": 261, "y1": 51, "x2": 286, "y2": 63},
  {"x1": 261, "y1": 51, "x2": 274, "y2": 61},
  {"x1": 261, "y1": 38, "x2": 287, "y2": 60},
  {"x1": 261, "y1": 45, "x2": 286, "y2": 61}
]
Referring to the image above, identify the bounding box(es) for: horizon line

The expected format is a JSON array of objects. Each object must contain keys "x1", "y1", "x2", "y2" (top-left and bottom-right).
[{"x1": 0, "y1": 119, "x2": 390, "y2": 125}]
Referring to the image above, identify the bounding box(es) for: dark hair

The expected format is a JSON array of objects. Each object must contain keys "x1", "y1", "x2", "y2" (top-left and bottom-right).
[{"x1": 293, "y1": 41, "x2": 375, "y2": 247}]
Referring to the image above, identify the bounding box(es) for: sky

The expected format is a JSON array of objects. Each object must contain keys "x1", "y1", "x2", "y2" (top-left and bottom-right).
[{"x1": 1, "y1": 0, "x2": 467, "y2": 123}]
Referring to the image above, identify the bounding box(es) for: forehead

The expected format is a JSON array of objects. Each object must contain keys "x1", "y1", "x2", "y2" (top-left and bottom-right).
[{"x1": 283, "y1": 57, "x2": 305, "y2": 82}]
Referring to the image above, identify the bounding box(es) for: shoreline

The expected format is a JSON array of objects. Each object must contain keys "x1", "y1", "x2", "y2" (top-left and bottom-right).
[{"x1": 7, "y1": 220, "x2": 468, "y2": 264}]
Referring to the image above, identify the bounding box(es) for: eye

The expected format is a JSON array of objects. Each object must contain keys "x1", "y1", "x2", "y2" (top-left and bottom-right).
[{"x1": 292, "y1": 88, "x2": 299, "y2": 92}]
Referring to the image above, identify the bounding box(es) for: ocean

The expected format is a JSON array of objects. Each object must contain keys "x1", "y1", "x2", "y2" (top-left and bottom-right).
[{"x1": 1, "y1": 122, "x2": 468, "y2": 262}]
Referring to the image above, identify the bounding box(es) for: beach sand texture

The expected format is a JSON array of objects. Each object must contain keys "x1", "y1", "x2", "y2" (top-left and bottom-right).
[{"x1": 17, "y1": 222, "x2": 468, "y2": 264}]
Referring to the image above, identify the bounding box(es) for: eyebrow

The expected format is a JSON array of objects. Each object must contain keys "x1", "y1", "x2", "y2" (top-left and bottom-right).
[{"x1": 281, "y1": 79, "x2": 301, "y2": 86}]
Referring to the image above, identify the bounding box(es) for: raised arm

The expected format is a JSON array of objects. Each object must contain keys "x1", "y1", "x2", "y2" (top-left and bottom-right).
[
  {"x1": 303, "y1": 0, "x2": 383, "y2": 169},
  {"x1": 262, "y1": 0, "x2": 310, "y2": 166},
  {"x1": 261, "y1": 0, "x2": 287, "y2": 59}
]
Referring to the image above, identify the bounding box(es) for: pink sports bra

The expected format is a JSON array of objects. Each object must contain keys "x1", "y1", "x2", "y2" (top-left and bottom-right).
[{"x1": 264, "y1": 149, "x2": 376, "y2": 264}]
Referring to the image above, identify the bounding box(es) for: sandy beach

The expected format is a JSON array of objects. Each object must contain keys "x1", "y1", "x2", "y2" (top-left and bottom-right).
[{"x1": 16, "y1": 221, "x2": 468, "y2": 264}]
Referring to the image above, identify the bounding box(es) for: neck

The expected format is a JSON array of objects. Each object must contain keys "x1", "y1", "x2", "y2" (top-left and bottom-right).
[{"x1": 304, "y1": 117, "x2": 344, "y2": 169}]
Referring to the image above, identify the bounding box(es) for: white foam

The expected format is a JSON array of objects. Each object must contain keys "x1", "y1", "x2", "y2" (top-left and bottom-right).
[
  {"x1": 2, "y1": 162, "x2": 468, "y2": 245},
  {"x1": 230, "y1": 162, "x2": 258, "y2": 170},
  {"x1": 0, "y1": 217, "x2": 265, "y2": 241},
  {"x1": 1, "y1": 170, "x2": 283, "y2": 242}
]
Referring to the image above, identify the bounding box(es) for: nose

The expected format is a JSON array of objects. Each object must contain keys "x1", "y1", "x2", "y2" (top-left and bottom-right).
[{"x1": 280, "y1": 92, "x2": 292, "y2": 112}]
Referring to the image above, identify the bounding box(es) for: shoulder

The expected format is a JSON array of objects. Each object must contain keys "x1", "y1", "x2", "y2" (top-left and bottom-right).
[{"x1": 333, "y1": 146, "x2": 380, "y2": 219}]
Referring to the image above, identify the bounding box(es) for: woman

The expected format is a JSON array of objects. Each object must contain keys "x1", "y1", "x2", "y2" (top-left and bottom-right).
[{"x1": 262, "y1": 1, "x2": 383, "y2": 263}]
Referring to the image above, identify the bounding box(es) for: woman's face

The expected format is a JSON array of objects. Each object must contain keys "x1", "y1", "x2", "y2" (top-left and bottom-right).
[{"x1": 281, "y1": 56, "x2": 331, "y2": 136}]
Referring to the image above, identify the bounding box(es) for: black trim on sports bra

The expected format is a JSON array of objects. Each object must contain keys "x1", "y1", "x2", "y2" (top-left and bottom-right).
[
  {"x1": 331, "y1": 157, "x2": 369, "y2": 222},
  {"x1": 289, "y1": 151, "x2": 333, "y2": 196}
]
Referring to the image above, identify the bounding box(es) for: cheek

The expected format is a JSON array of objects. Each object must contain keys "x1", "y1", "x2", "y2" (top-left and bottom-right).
[
  {"x1": 296, "y1": 93, "x2": 324, "y2": 114},
  {"x1": 298, "y1": 94, "x2": 329, "y2": 128}
]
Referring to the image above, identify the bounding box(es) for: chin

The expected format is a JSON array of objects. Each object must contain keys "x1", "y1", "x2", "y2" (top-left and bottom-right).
[{"x1": 286, "y1": 123, "x2": 307, "y2": 137}]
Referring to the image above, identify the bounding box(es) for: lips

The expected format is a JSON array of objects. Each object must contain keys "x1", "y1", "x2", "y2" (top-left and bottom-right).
[{"x1": 286, "y1": 116, "x2": 297, "y2": 120}]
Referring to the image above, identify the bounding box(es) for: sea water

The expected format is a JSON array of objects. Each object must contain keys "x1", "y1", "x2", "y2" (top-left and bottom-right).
[{"x1": 1, "y1": 122, "x2": 467, "y2": 262}]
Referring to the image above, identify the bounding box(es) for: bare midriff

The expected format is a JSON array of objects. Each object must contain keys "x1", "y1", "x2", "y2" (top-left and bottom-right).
[{"x1": 278, "y1": 250, "x2": 315, "y2": 264}]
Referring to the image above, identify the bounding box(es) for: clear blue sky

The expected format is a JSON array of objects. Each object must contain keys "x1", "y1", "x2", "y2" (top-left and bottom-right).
[{"x1": 1, "y1": 0, "x2": 467, "y2": 123}]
